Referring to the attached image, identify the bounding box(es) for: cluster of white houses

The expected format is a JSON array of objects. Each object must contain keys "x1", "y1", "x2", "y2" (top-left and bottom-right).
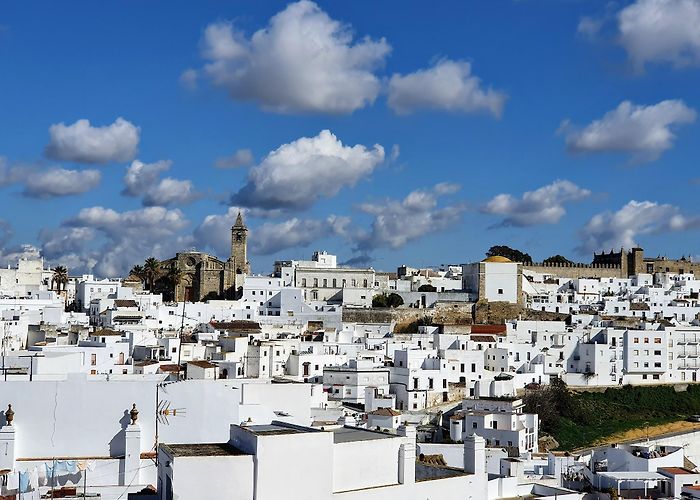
[{"x1": 4, "y1": 243, "x2": 700, "y2": 498}]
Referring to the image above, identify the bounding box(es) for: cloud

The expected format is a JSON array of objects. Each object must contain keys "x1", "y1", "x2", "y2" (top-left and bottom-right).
[
  {"x1": 22, "y1": 168, "x2": 101, "y2": 199},
  {"x1": 231, "y1": 130, "x2": 384, "y2": 210},
  {"x1": 1, "y1": 159, "x2": 101, "y2": 199},
  {"x1": 122, "y1": 159, "x2": 198, "y2": 207},
  {"x1": 0, "y1": 244, "x2": 41, "y2": 268},
  {"x1": 387, "y1": 59, "x2": 506, "y2": 117},
  {"x1": 618, "y1": 0, "x2": 700, "y2": 70},
  {"x1": 179, "y1": 68, "x2": 198, "y2": 89},
  {"x1": 577, "y1": 200, "x2": 700, "y2": 253},
  {"x1": 562, "y1": 100, "x2": 696, "y2": 162},
  {"x1": 353, "y1": 183, "x2": 466, "y2": 251},
  {"x1": 577, "y1": 16, "x2": 605, "y2": 38},
  {"x1": 481, "y1": 180, "x2": 591, "y2": 227},
  {"x1": 215, "y1": 148, "x2": 254, "y2": 169},
  {"x1": 250, "y1": 216, "x2": 348, "y2": 255},
  {"x1": 142, "y1": 178, "x2": 199, "y2": 207},
  {"x1": 195, "y1": 1, "x2": 390, "y2": 114},
  {"x1": 122, "y1": 160, "x2": 172, "y2": 196},
  {"x1": 59, "y1": 206, "x2": 190, "y2": 277},
  {"x1": 193, "y1": 207, "x2": 243, "y2": 257},
  {"x1": 45, "y1": 117, "x2": 140, "y2": 164}
]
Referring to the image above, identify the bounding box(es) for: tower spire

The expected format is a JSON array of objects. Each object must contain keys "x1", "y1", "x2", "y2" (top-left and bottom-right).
[{"x1": 233, "y1": 211, "x2": 246, "y2": 229}]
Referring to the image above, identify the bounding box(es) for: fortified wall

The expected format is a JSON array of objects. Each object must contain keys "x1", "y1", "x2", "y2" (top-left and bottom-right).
[{"x1": 523, "y1": 261, "x2": 625, "y2": 279}]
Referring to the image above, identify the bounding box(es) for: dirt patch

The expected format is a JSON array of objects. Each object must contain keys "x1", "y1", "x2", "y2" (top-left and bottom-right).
[{"x1": 590, "y1": 420, "x2": 700, "y2": 448}]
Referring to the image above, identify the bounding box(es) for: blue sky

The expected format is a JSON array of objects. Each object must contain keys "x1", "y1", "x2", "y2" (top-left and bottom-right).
[{"x1": 1, "y1": 0, "x2": 699, "y2": 277}]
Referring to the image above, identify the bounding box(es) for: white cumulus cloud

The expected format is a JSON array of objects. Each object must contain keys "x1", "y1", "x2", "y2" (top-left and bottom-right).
[
  {"x1": 45, "y1": 117, "x2": 140, "y2": 164},
  {"x1": 481, "y1": 180, "x2": 591, "y2": 227},
  {"x1": 353, "y1": 183, "x2": 465, "y2": 251},
  {"x1": 562, "y1": 100, "x2": 696, "y2": 162},
  {"x1": 122, "y1": 159, "x2": 198, "y2": 207},
  {"x1": 577, "y1": 200, "x2": 700, "y2": 253},
  {"x1": 195, "y1": 0, "x2": 390, "y2": 114},
  {"x1": 618, "y1": 0, "x2": 700, "y2": 70},
  {"x1": 387, "y1": 59, "x2": 506, "y2": 117},
  {"x1": 142, "y1": 178, "x2": 199, "y2": 207},
  {"x1": 232, "y1": 130, "x2": 384, "y2": 210},
  {"x1": 61, "y1": 206, "x2": 190, "y2": 277},
  {"x1": 23, "y1": 168, "x2": 101, "y2": 199}
]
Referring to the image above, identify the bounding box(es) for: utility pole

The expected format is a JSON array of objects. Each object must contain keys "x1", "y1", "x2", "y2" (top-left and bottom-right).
[{"x1": 176, "y1": 300, "x2": 186, "y2": 380}]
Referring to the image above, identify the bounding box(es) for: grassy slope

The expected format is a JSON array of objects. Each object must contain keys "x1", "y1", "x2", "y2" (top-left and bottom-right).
[{"x1": 552, "y1": 384, "x2": 700, "y2": 450}]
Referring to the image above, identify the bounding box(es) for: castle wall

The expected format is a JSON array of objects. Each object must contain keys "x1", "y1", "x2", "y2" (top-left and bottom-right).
[{"x1": 523, "y1": 262, "x2": 625, "y2": 279}]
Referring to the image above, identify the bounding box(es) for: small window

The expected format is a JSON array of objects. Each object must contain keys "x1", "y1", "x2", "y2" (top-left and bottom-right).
[{"x1": 498, "y1": 288, "x2": 503, "y2": 294}]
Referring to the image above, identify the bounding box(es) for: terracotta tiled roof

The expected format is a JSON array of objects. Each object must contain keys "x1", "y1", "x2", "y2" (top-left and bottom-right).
[
  {"x1": 188, "y1": 360, "x2": 217, "y2": 369},
  {"x1": 210, "y1": 320, "x2": 261, "y2": 333},
  {"x1": 470, "y1": 325, "x2": 506, "y2": 335},
  {"x1": 369, "y1": 408, "x2": 401, "y2": 417},
  {"x1": 114, "y1": 299, "x2": 138, "y2": 308},
  {"x1": 470, "y1": 335, "x2": 496, "y2": 343}
]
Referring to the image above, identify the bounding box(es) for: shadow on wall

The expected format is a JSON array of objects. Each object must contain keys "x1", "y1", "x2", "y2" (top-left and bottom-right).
[{"x1": 108, "y1": 410, "x2": 131, "y2": 457}]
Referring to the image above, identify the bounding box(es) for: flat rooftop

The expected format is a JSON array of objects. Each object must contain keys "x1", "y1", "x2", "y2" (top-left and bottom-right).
[
  {"x1": 161, "y1": 443, "x2": 246, "y2": 457},
  {"x1": 245, "y1": 424, "x2": 309, "y2": 436},
  {"x1": 331, "y1": 427, "x2": 394, "y2": 444}
]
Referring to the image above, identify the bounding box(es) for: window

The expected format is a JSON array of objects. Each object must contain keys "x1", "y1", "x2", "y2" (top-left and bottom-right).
[
  {"x1": 472, "y1": 422, "x2": 477, "y2": 429},
  {"x1": 498, "y1": 288, "x2": 503, "y2": 295},
  {"x1": 491, "y1": 421, "x2": 497, "y2": 429},
  {"x1": 351, "y1": 279, "x2": 356, "y2": 287},
  {"x1": 653, "y1": 374, "x2": 660, "y2": 380},
  {"x1": 323, "y1": 279, "x2": 327, "y2": 287},
  {"x1": 332, "y1": 279, "x2": 337, "y2": 288},
  {"x1": 644, "y1": 338, "x2": 649, "y2": 344},
  {"x1": 634, "y1": 337, "x2": 639, "y2": 344},
  {"x1": 313, "y1": 278, "x2": 318, "y2": 287},
  {"x1": 654, "y1": 350, "x2": 661, "y2": 356},
  {"x1": 301, "y1": 278, "x2": 307, "y2": 287},
  {"x1": 91, "y1": 354, "x2": 96, "y2": 366},
  {"x1": 654, "y1": 338, "x2": 662, "y2": 344},
  {"x1": 363, "y1": 279, "x2": 368, "y2": 287}
]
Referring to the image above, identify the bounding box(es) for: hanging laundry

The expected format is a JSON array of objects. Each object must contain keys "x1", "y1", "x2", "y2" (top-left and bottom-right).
[
  {"x1": 18, "y1": 470, "x2": 30, "y2": 492},
  {"x1": 86, "y1": 460, "x2": 97, "y2": 472},
  {"x1": 6, "y1": 471, "x2": 19, "y2": 490},
  {"x1": 29, "y1": 467, "x2": 39, "y2": 490},
  {"x1": 37, "y1": 464, "x2": 47, "y2": 486},
  {"x1": 45, "y1": 462, "x2": 54, "y2": 480},
  {"x1": 65, "y1": 460, "x2": 79, "y2": 474},
  {"x1": 77, "y1": 460, "x2": 88, "y2": 472}
]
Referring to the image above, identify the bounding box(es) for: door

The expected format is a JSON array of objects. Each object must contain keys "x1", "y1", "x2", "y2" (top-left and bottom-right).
[{"x1": 184, "y1": 286, "x2": 194, "y2": 302}]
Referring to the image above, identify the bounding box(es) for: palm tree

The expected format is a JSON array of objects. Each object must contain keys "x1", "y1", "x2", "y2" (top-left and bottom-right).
[
  {"x1": 166, "y1": 265, "x2": 185, "y2": 301},
  {"x1": 143, "y1": 257, "x2": 161, "y2": 291},
  {"x1": 52, "y1": 266, "x2": 69, "y2": 293},
  {"x1": 129, "y1": 265, "x2": 147, "y2": 287}
]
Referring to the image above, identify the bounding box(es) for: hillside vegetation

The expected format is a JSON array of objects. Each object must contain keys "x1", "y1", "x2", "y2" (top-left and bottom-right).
[{"x1": 523, "y1": 380, "x2": 700, "y2": 450}]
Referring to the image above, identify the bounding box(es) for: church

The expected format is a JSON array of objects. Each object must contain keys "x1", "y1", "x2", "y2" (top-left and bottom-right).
[{"x1": 157, "y1": 212, "x2": 251, "y2": 302}]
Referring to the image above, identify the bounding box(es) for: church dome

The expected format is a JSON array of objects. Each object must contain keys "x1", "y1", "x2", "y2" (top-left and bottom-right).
[{"x1": 482, "y1": 255, "x2": 512, "y2": 263}]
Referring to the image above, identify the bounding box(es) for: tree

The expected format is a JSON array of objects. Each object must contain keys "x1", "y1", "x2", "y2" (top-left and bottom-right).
[
  {"x1": 143, "y1": 257, "x2": 161, "y2": 291},
  {"x1": 372, "y1": 294, "x2": 388, "y2": 308},
  {"x1": 418, "y1": 284, "x2": 437, "y2": 292},
  {"x1": 486, "y1": 245, "x2": 532, "y2": 263},
  {"x1": 372, "y1": 293, "x2": 404, "y2": 308},
  {"x1": 166, "y1": 265, "x2": 185, "y2": 301},
  {"x1": 51, "y1": 266, "x2": 68, "y2": 292},
  {"x1": 129, "y1": 265, "x2": 147, "y2": 286},
  {"x1": 543, "y1": 255, "x2": 573, "y2": 265}
]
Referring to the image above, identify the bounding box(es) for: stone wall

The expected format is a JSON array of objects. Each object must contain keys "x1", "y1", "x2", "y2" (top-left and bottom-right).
[
  {"x1": 473, "y1": 301, "x2": 569, "y2": 325},
  {"x1": 342, "y1": 301, "x2": 474, "y2": 331},
  {"x1": 524, "y1": 263, "x2": 625, "y2": 279}
]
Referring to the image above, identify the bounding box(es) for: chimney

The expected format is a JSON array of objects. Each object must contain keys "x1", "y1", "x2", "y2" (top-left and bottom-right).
[
  {"x1": 398, "y1": 425, "x2": 416, "y2": 484},
  {"x1": 464, "y1": 433, "x2": 486, "y2": 475}
]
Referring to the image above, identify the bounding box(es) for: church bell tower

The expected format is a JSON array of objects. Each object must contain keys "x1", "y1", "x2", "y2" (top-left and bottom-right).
[{"x1": 230, "y1": 211, "x2": 250, "y2": 275}]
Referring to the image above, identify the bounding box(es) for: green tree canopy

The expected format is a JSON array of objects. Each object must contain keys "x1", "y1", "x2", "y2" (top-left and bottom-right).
[
  {"x1": 543, "y1": 255, "x2": 573, "y2": 265},
  {"x1": 372, "y1": 293, "x2": 404, "y2": 308},
  {"x1": 486, "y1": 245, "x2": 532, "y2": 263}
]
